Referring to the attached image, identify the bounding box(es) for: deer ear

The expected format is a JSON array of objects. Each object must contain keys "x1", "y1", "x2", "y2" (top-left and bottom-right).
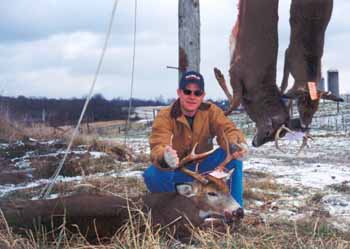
[
  {"x1": 225, "y1": 168, "x2": 235, "y2": 181},
  {"x1": 319, "y1": 91, "x2": 344, "y2": 102},
  {"x1": 176, "y1": 183, "x2": 196, "y2": 197}
]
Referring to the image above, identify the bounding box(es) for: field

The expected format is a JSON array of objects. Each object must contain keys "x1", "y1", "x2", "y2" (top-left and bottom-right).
[{"x1": 0, "y1": 101, "x2": 350, "y2": 248}]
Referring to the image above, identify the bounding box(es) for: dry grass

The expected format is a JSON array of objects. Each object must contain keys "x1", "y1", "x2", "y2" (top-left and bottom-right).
[
  {"x1": 328, "y1": 181, "x2": 350, "y2": 194},
  {"x1": 310, "y1": 192, "x2": 327, "y2": 204},
  {"x1": 1, "y1": 119, "x2": 349, "y2": 248},
  {"x1": 1, "y1": 208, "x2": 349, "y2": 249},
  {"x1": 22, "y1": 123, "x2": 69, "y2": 140},
  {"x1": 51, "y1": 176, "x2": 148, "y2": 199},
  {"x1": 244, "y1": 171, "x2": 280, "y2": 202},
  {"x1": 62, "y1": 133, "x2": 148, "y2": 163},
  {"x1": 1, "y1": 163, "x2": 350, "y2": 248},
  {"x1": 58, "y1": 119, "x2": 149, "y2": 138},
  {"x1": 193, "y1": 218, "x2": 350, "y2": 248},
  {"x1": 0, "y1": 118, "x2": 25, "y2": 142},
  {"x1": 2, "y1": 173, "x2": 148, "y2": 202}
]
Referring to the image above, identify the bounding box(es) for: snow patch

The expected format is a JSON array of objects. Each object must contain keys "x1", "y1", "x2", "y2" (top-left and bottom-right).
[{"x1": 89, "y1": 151, "x2": 108, "y2": 159}]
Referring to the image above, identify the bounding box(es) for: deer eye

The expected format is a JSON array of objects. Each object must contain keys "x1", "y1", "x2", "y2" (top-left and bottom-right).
[{"x1": 207, "y1": 192, "x2": 218, "y2": 197}]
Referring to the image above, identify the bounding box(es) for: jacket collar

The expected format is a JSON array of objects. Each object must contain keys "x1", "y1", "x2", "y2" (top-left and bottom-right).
[{"x1": 170, "y1": 98, "x2": 210, "y2": 119}]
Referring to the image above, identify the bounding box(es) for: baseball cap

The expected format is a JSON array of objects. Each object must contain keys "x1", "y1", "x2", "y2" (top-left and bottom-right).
[{"x1": 179, "y1": 71, "x2": 205, "y2": 91}]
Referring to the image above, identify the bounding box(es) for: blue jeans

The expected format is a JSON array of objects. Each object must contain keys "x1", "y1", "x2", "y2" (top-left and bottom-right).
[{"x1": 143, "y1": 148, "x2": 243, "y2": 207}]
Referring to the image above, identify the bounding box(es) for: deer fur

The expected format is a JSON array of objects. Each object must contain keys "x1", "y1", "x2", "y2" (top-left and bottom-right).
[
  {"x1": 281, "y1": 0, "x2": 343, "y2": 128},
  {"x1": 216, "y1": 0, "x2": 289, "y2": 147},
  {"x1": 0, "y1": 180, "x2": 242, "y2": 242}
]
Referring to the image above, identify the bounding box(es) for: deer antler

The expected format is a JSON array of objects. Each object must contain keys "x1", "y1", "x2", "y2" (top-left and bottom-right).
[
  {"x1": 169, "y1": 132, "x2": 243, "y2": 192},
  {"x1": 214, "y1": 67, "x2": 241, "y2": 115},
  {"x1": 169, "y1": 135, "x2": 215, "y2": 184},
  {"x1": 205, "y1": 130, "x2": 245, "y2": 193},
  {"x1": 296, "y1": 132, "x2": 313, "y2": 156},
  {"x1": 215, "y1": 130, "x2": 245, "y2": 171},
  {"x1": 274, "y1": 124, "x2": 294, "y2": 153},
  {"x1": 275, "y1": 124, "x2": 313, "y2": 155},
  {"x1": 178, "y1": 143, "x2": 216, "y2": 185}
]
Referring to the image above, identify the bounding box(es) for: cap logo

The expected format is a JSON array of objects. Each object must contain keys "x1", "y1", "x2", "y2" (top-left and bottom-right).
[{"x1": 185, "y1": 74, "x2": 201, "y2": 80}]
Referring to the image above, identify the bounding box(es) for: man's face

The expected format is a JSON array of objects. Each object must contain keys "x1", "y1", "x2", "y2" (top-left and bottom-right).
[{"x1": 177, "y1": 83, "x2": 205, "y2": 115}]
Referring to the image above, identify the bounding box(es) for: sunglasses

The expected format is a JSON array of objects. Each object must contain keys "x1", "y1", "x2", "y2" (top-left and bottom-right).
[{"x1": 183, "y1": 88, "x2": 204, "y2": 97}]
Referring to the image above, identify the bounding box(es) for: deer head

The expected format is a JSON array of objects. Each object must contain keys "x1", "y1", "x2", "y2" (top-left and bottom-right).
[
  {"x1": 274, "y1": 87, "x2": 343, "y2": 155},
  {"x1": 213, "y1": 67, "x2": 290, "y2": 148},
  {"x1": 284, "y1": 87, "x2": 344, "y2": 129},
  {"x1": 176, "y1": 178, "x2": 243, "y2": 223},
  {"x1": 174, "y1": 131, "x2": 245, "y2": 223}
]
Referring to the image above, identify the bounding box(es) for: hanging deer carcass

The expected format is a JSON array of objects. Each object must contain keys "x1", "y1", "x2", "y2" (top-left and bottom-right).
[
  {"x1": 0, "y1": 138, "x2": 243, "y2": 242},
  {"x1": 215, "y1": 0, "x2": 290, "y2": 147},
  {"x1": 281, "y1": 0, "x2": 343, "y2": 129},
  {"x1": 276, "y1": 0, "x2": 343, "y2": 152}
]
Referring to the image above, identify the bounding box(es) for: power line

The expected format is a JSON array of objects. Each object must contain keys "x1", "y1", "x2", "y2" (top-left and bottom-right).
[
  {"x1": 39, "y1": 0, "x2": 120, "y2": 199},
  {"x1": 124, "y1": 0, "x2": 138, "y2": 144}
]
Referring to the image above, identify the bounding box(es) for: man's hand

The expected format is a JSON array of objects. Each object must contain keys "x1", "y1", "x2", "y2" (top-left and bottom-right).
[
  {"x1": 164, "y1": 145, "x2": 179, "y2": 169},
  {"x1": 229, "y1": 143, "x2": 248, "y2": 160}
]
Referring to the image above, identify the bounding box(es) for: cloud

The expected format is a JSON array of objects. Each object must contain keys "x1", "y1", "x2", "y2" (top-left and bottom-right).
[{"x1": 1, "y1": 0, "x2": 349, "y2": 99}]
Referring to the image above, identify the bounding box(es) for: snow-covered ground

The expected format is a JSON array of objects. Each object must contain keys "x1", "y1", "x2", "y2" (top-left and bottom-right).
[{"x1": 1, "y1": 101, "x2": 349, "y2": 231}]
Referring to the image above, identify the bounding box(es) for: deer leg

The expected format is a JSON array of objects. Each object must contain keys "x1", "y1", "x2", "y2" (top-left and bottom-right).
[
  {"x1": 214, "y1": 67, "x2": 233, "y2": 102},
  {"x1": 280, "y1": 49, "x2": 291, "y2": 94}
]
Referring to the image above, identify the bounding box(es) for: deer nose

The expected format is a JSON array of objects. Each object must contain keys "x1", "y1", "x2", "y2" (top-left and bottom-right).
[{"x1": 232, "y1": 208, "x2": 244, "y2": 219}]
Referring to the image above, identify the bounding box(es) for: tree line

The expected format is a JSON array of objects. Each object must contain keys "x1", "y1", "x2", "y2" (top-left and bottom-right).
[{"x1": 0, "y1": 94, "x2": 170, "y2": 127}]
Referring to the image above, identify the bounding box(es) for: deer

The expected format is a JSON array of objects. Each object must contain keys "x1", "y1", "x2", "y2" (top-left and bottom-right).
[
  {"x1": 277, "y1": 0, "x2": 344, "y2": 153},
  {"x1": 214, "y1": 0, "x2": 343, "y2": 154},
  {"x1": 0, "y1": 134, "x2": 244, "y2": 242},
  {"x1": 213, "y1": 0, "x2": 290, "y2": 148}
]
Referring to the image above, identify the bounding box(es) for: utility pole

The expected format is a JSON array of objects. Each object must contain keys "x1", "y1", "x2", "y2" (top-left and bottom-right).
[{"x1": 178, "y1": 0, "x2": 200, "y2": 79}]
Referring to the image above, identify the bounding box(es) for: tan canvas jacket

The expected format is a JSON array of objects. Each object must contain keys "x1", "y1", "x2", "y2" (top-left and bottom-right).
[{"x1": 149, "y1": 99, "x2": 246, "y2": 168}]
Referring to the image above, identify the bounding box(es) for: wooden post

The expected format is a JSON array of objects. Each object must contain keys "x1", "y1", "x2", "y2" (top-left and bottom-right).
[
  {"x1": 178, "y1": 0, "x2": 200, "y2": 79},
  {"x1": 337, "y1": 102, "x2": 340, "y2": 114}
]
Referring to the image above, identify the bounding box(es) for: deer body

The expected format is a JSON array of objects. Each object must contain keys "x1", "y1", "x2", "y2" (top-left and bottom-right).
[
  {"x1": 215, "y1": 0, "x2": 290, "y2": 147},
  {"x1": 1, "y1": 117, "x2": 244, "y2": 242},
  {"x1": 1, "y1": 179, "x2": 242, "y2": 241},
  {"x1": 281, "y1": 0, "x2": 344, "y2": 129},
  {"x1": 215, "y1": 0, "x2": 343, "y2": 154}
]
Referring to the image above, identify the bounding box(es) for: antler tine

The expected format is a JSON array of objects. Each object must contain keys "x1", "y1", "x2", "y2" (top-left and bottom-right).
[
  {"x1": 206, "y1": 175, "x2": 230, "y2": 193},
  {"x1": 215, "y1": 130, "x2": 242, "y2": 171},
  {"x1": 275, "y1": 125, "x2": 313, "y2": 156},
  {"x1": 296, "y1": 137, "x2": 308, "y2": 156},
  {"x1": 275, "y1": 125, "x2": 287, "y2": 153},
  {"x1": 274, "y1": 124, "x2": 294, "y2": 153},
  {"x1": 177, "y1": 143, "x2": 216, "y2": 185},
  {"x1": 195, "y1": 162, "x2": 200, "y2": 172},
  {"x1": 178, "y1": 143, "x2": 216, "y2": 167},
  {"x1": 179, "y1": 167, "x2": 209, "y2": 185},
  {"x1": 296, "y1": 133, "x2": 313, "y2": 156}
]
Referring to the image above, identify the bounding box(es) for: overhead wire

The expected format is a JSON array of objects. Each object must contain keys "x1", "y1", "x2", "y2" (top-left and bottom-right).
[
  {"x1": 39, "y1": 0, "x2": 120, "y2": 199},
  {"x1": 124, "y1": 0, "x2": 138, "y2": 145}
]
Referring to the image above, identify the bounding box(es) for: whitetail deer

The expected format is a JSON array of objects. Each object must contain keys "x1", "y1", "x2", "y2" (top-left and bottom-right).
[
  {"x1": 214, "y1": 0, "x2": 343, "y2": 154},
  {"x1": 213, "y1": 0, "x2": 290, "y2": 148},
  {"x1": 0, "y1": 134, "x2": 244, "y2": 242},
  {"x1": 276, "y1": 0, "x2": 343, "y2": 153}
]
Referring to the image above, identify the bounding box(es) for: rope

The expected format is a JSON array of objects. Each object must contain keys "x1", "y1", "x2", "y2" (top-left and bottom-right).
[
  {"x1": 39, "y1": 0, "x2": 120, "y2": 199},
  {"x1": 124, "y1": 0, "x2": 138, "y2": 145}
]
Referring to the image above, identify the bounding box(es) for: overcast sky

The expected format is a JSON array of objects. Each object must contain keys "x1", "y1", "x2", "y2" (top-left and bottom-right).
[{"x1": 1, "y1": 0, "x2": 349, "y2": 100}]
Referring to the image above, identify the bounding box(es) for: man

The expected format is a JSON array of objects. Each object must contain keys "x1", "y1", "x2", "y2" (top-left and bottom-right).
[{"x1": 143, "y1": 71, "x2": 247, "y2": 207}]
